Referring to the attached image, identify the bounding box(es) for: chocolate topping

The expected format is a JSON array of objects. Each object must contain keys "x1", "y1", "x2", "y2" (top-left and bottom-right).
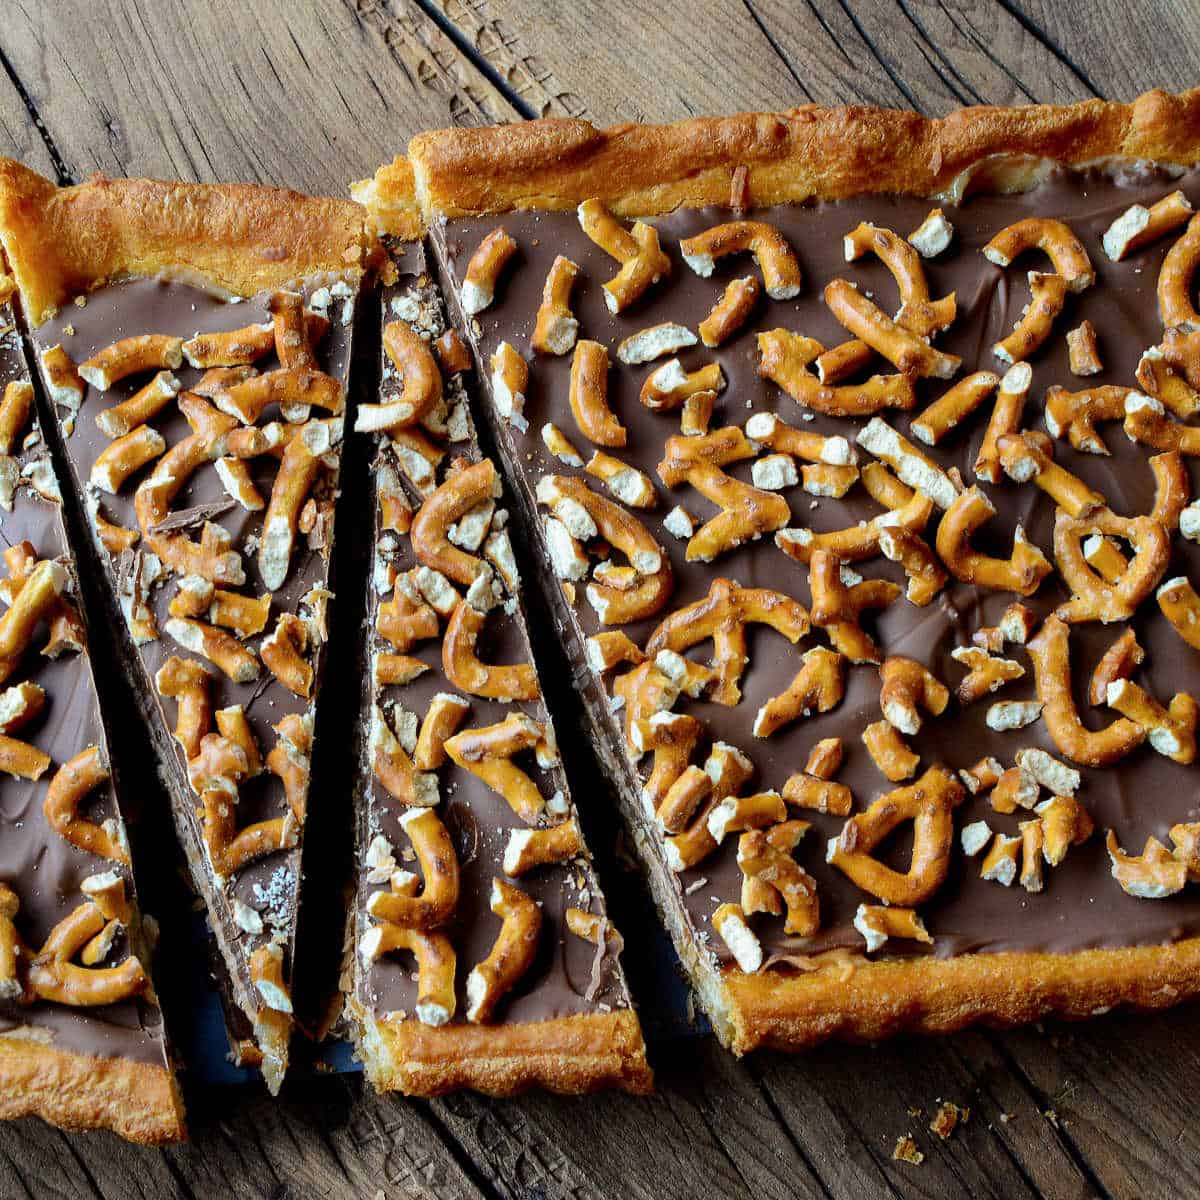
[
  {"x1": 28, "y1": 277, "x2": 356, "y2": 1041},
  {"x1": 354, "y1": 263, "x2": 630, "y2": 1030},
  {"x1": 0, "y1": 321, "x2": 167, "y2": 1069},
  {"x1": 435, "y1": 164, "x2": 1200, "y2": 967}
]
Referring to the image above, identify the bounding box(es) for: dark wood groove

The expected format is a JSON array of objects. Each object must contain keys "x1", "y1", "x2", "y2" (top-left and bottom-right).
[
  {"x1": 742, "y1": 0, "x2": 818, "y2": 104},
  {"x1": 992, "y1": 0, "x2": 1105, "y2": 98},
  {"x1": 0, "y1": 38, "x2": 72, "y2": 182},
  {"x1": 982, "y1": 1033, "x2": 1117, "y2": 1200},
  {"x1": 409, "y1": 0, "x2": 536, "y2": 118},
  {"x1": 832, "y1": 0, "x2": 924, "y2": 111}
]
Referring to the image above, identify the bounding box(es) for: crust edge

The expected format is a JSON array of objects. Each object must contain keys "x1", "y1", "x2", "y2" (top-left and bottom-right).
[
  {"x1": 0, "y1": 158, "x2": 367, "y2": 326},
  {"x1": 719, "y1": 937, "x2": 1200, "y2": 1054},
  {"x1": 398, "y1": 88, "x2": 1200, "y2": 222},
  {"x1": 0, "y1": 1033, "x2": 186, "y2": 1144},
  {"x1": 354, "y1": 1007, "x2": 653, "y2": 1097}
]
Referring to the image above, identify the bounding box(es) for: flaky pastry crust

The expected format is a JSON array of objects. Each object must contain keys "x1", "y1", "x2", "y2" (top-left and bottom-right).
[
  {"x1": 717, "y1": 938, "x2": 1200, "y2": 1053},
  {"x1": 0, "y1": 158, "x2": 366, "y2": 325},
  {"x1": 389, "y1": 88, "x2": 1200, "y2": 223},
  {"x1": 354, "y1": 1006, "x2": 651, "y2": 1097},
  {"x1": 0, "y1": 1034, "x2": 185, "y2": 1144}
]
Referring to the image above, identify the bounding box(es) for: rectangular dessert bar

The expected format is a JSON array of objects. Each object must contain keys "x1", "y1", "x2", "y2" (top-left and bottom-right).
[
  {"x1": 0, "y1": 303, "x2": 183, "y2": 1141},
  {"x1": 0, "y1": 160, "x2": 367, "y2": 1090},
  {"x1": 342, "y1": 180, "x2": 650, "y2": 1095},
  {"x1": 381, "y1": 89, "x2": 1200, "y2": 1052}
]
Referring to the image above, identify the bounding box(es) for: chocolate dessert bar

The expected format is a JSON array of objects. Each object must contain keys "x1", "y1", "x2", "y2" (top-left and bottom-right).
[
  {"x1": 376, "y1": 90, "x2": 1200, "y2": 1052},
  {"x1": 342, "y1": 176, "x2": 650, "y2": 1094},
  {"x1": 0, "y1": 305, "x2": 183, "y2": 1141},
  {"x1": 0, "y1": 160, "x2": 366, "y2": 1089}
]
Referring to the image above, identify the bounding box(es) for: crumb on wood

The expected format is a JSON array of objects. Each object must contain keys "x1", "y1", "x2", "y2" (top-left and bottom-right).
[
  {"x1": 930, "y1": 1100, "x2": 969, "y2": 1140},
  {"x1": 892, "y1": 1135, "x2": 924, "y2": 1165}
]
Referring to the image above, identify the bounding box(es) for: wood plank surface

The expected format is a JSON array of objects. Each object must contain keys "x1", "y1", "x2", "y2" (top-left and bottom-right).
[{"x1": 0, "y1": 3, "x2": 1195, "y2": 1198}]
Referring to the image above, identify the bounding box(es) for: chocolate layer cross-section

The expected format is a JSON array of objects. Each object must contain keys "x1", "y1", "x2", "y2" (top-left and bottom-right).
[
  {"x1": 395, "y1": 94, "x2": 1200, "y2": 1052},
  {"x1": 0, "y1": 160, "x2": 367, "y2": 1090},
  {"x1": 343, "y1": 205, "x2": 650, "y2": 1093},
  {"x1": 0, "y1": 306, "x2": 184, "y2": 1143}
]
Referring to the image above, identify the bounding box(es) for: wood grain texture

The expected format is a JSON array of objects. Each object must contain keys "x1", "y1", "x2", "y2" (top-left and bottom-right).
[
  {"x1": 1, "y1": 3, "x2": 1198, "y2": 1198},
  {"x1": 0, "y1": 0, "x2": 517, "y2": 192},
  {"x1": 1011, "y1": 0, "x2": 1200, "y2": 100}
]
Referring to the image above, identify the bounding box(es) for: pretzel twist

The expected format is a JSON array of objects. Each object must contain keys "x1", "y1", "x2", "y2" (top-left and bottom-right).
[
  {"x1": 983, "y1": 217, "x2": 1094, "y2": 292},
  {"x1": 361, "y1": 920, "x2": 457, "y2": 1026},
  {"x1": 1053, "y1": 508, "x2": 1170, "y2": 624},
  {"x1": 367, "y1": 807, "x2": 460, "y2": 928},
  {"x1": 462, "y1": 226, "x2": 518, "y2": 316},
  {"x1": 135, "y1": 393, "x2": 244, "y2": 585},
  {"x1": 443, "y1": 599, "x2": 539, "y2": 701},
  {"x1": 663, "y1": 742, "x2": 752, "y2": 872},
  {"x1": 43, "y1": 745, "x2": 127, "y2": 864},
  {"x1": 758, "y1": 328, "x2": 914, "y2": 417},
  {"x1": 824, "y1": 279, "x2": 960, "y2": 379},
  {"x1": 936, "y1": 486, "x2": 1052, "y2": 596},
  {"x1": 646, "y1": 577, "x2": 808, "y2": 706},
  {"x1": 809, "y1": 550, "x2": 901, "y2": 664},
  {"x1": 879, "y1": 656, "x2": 949, "y2": 735},
  {"x1": 1027, "y1": 616, "x2": 1144, "y2": 766},
  {"x1": 737, "y1": 828, "x2": 819, "y2": 936},
  {"x1": 657, "y1": 427, "x2": 791, "y2": 561},
  {"x1": 444, "y1": 714, "x2": 553, "y2": 824},
  {"x1": 826, "y1": 767, "x2": 964, "y2": 906},
  {"x1": 27, "y1": 901, "x2": 148, "y2": 1008},
  {"x1": 753, "y1": 647, "x2": 844, "y2": 738},
  {"x1": 355, "y1": 320, "x2": 443, "y2": 433},
  {"x1": 819, "y1": 220, "x2": 957, "y2": 382}
]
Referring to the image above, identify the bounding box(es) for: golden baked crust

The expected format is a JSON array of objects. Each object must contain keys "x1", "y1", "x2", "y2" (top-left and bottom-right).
[
  {"x1": 0, "y1": 158, "x2": 366, "y2": 325},
  {"x1": 0, "y1": 1034, "x2": 185, "y2": 1144},
  {"x1": 355, "y1": 1007, "x2": 652, "y2": 1097},
  {"x1": 719, "y1": 938, "x2": 1200, "y2": 1053},
  {"x1": 401, "y1": 88, "x2": 1200, "y2": 219},
  {"x1": 351, "y1": 157, "x2": 425, "y2": 242}
]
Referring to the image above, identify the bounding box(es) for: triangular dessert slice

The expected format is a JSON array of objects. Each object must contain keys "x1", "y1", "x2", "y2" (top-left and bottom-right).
[
  {"x1": 0, "y1": 307, "x2": 184, "y2": 1141},
  {"x1": 0, "y1": 160, "x2": 367, "y2": 1090},
  {"x1": 401, "y1": 98, "x2": 1200, "y2": 1054},
  {"x1": 344, "y1": 168, "x2": 650, "y2": 1094}
]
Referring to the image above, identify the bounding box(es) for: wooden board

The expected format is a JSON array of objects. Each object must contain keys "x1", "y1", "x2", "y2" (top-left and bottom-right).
[{"x1": 0, "y1": 3, "x2": 1194, "y2": 1196}]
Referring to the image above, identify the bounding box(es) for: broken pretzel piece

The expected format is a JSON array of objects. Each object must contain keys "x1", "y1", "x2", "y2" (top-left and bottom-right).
[
  {"x1": 753, "y1": 646, "x2": 844, "y2": 738},
  {"x1": 1028, "y1": 615, "x2": 1144, "y2": 766},
  {"x1": 657, "y1": 426, "x2": 789, "y2": 562},
  {"x1": 646, "y1": 577, "x2": 808, "y2": 706},
  {"x1": 853, "y1": 904, "x2": 931, "y2": 953},
  {"x1": 680, "y1": 220, "x2": 802, "y2": 300},
  {"x1": 758, "y1": 328, "x2": 914, "y2": 417},
  {"x1": 461, "y1": 227, "x2": 518, "y2": 316},
  {"x1": 532, "y1": 255, "x2": 581, "y2": 356},
  {"x1": 1106, "y1": 831, "x2": 1187, "y2": 899},
  {"x1": 737, "y1": 828, "x2": 819, "y2": 936},
  {"x1": 578, "y1": 198, "x2": 670, "y2": 313},
  {"x1": 809, "y1": 549, "x2": 900, "y2": 665},
  {"x1": 1103, "y1": 190, "x2": 1193, "y2": 261},
  {"x1": 937, "y1": 486, "x2": 1051, "y2": 597},
  {"x1": 466, "y1": 878, "x2": 542, "y2": 1022}
]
